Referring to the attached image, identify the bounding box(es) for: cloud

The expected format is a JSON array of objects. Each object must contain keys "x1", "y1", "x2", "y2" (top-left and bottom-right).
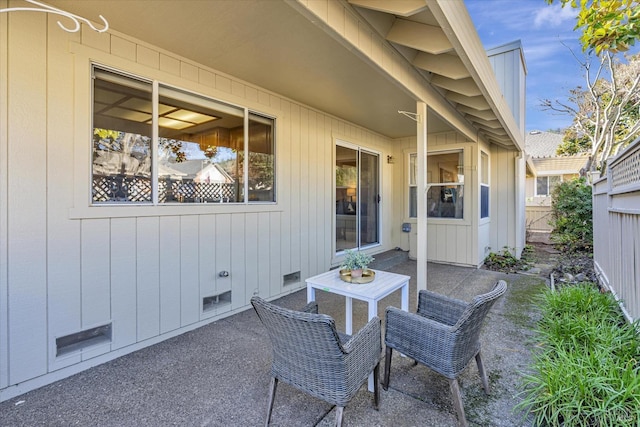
[{"x1": 533, "y1": 3, "x2": 576, "y2": 29}]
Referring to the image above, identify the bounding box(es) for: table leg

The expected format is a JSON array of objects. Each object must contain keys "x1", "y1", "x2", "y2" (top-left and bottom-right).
[
  {"x1": 345, "y1": 297, "x2": 353, "y2": 335},
  {"x1": 401, "y1": 281, "x2": 409, "y2": 312},
  {"x1": 307, "y1": 285, "x2": 315, "y2": 303},
  {"x1": 366, "y1": 300, "x2": 378, "y2": 392}
]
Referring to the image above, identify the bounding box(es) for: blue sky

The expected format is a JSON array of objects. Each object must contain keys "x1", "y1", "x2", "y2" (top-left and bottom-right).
[{"x1": 466, "y1": 0, "x2": 585, "y2": 132}]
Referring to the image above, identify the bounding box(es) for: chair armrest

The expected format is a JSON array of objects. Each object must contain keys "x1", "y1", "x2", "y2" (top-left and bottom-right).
[
  {"x1": 385, "y1": 306, "x2": 454, "y2": 362},
  {"x1": 301, "y1": 301, "x2": 319, "y2": 314},
  {"x1": 342, "y1": 317, "x2": 382, "y2": 384},
  {"x1": 342, "y1": 316, "x2": 381, "y2": 355},
  {"x1": 417, "y1": 290, "x2": 467, "y2": 326}
]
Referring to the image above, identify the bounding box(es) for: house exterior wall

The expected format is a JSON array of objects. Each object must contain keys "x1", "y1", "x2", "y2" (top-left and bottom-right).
[{"x1": 0, "y1": 12, "x2": 401, "y2": 400}]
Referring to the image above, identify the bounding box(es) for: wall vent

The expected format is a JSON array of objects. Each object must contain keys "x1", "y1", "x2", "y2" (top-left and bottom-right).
[
  {"x1": 203, "y1": 291, "x2": 232, "y2": 312},
  {"x1": 283, "y1": 271, "x2": 301, "y2": 286},
  {"x1": 56, "y1": 324, "x2": 112, "y2": 357}
]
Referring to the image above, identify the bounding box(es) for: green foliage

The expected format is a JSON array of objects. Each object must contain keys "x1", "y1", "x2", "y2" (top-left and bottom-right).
[
  {"x1": 340, "y1": 249, "x2": 374, "y2": 270},
  {"x1": 556, "y1": 128, "x2": 592, "y2": 156},
  {"x1": 483, "y1": 246, "x2": 534, "y2": 273},
  {"x1": 517, "y1": 283, "x2": 640, "y2": 426},
  {"x1": 550, "y1": 177, "x2": 593, "y2": 252},
  {"x1": 547, "y1": 0, "x2": 640, "y2": 55}
]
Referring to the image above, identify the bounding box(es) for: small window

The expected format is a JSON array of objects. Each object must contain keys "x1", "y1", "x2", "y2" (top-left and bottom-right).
[
  {"x1": 91, "y1": 66, "x2": 275, "y2": 205},
  {"x1": 536, "y1": 175, "x2": 561, "y2": 197},
  {"x1": 480, "y1": 151, "x2": 489, "y2": 219}
]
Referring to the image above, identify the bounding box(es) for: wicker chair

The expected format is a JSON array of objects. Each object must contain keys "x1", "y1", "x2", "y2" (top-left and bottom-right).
[
  {"x1": 383, "y1": 280, "x2": 507, "y2": 427},
  {"x1": 251, "y1": 296, "x2": 382, "y2": 427}
]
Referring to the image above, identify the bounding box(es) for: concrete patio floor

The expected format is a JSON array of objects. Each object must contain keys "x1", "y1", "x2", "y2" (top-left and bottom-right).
[{"x1": 0, "y1": 253, "x2": 549, "y2": 426}]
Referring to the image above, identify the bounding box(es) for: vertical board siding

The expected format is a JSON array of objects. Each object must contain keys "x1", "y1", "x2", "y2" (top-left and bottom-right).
[
  {"x1": 136, "y1": 217, "x2": 160, "y2": 341},
  {"x1": 80, "y1": 219, "x2": 111, "y2": 361},
  {"x1": 110, "y1": 218, "x2": 137, "y2": 350},
  {"x1": 198, "y1": 215, "x2": 216, "y2": 320},
  {"x1": 46, "y1": 16, "x2": 83, "y2": 372},
  {"x1": 179, "y1": 216, "x2": 200, "y2": 326},
  {"x1": 6, "y1": 11, "x2": 48, "y2": 384},
  {"x1": 230, "y1": 214, "x2": 247, "y2": 310},
  {"x1": 159, "y1": 216, "x2": 181, "y2": 333}
]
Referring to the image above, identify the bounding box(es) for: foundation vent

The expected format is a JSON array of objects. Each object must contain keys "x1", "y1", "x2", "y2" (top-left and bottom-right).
[
  {"x1": 56, "y1": 323, "x2": 112, "y2": 357},
  {"x1": 283, "y1": 271, "x2": 301, "y2": 286},
  {"x1": 203, "y1": 291, "x2": 232, "y2": 312}
]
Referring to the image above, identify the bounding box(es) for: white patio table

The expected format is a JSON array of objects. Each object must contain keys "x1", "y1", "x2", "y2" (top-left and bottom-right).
[{"x1": 305, "y1": 268, "x2": 410, "y2": 391}]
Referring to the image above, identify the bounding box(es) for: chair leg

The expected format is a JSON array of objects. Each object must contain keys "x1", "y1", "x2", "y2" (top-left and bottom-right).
[
  {"x1": 373, "y1": 362, "x2": 380, "y2": 410},
  {"x1": 265, "y1": 377, "x2": 278, "y2": 427},
  {"x1": 334, "y1": 406, "x2": 344, "y2": 427},
  {"x1": 449, "y1": 378, "x2": 468, "y2": 427},
  {"x1": 382, "y1": 346, "x2": 392, "y2": 390},
  {"x1": 475, "y1": 351, "x2": 490, "y2": 394}
]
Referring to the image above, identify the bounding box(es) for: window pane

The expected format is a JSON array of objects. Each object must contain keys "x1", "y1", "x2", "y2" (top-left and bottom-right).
[
  {"x1": 536, "y1": 177, "x2": 549, "y2": 196},
  {"x1": 427, "y1": 185, "x2": 464, "y2": 218},
  {"x1": 427, "y1": 151, "x2": 463, "y2": 184},
  {"x1": 481, "y1": 185, "x2": 489, "y2": 218},
  {"x1": 409, "y1": 187, "x2": 417, "y2": 218},
  {"x1": 157, "y1": 86, "x2": 244, "y2": 203},
  {"x1": 92, "y1": 69, "x2": 153, "y2": 203},
  {"x1": 336, "y1": 145, "x2": 358, "y2": 252},
  {"x1": 248, "y1": 113, "x2": 275, "y2": 202},
  {"x1": 409, "y1": 153, "x2": 417, "y2": 185},
  {"x1": 481, "y1": 152, "x2": 489, "y2": 185}
]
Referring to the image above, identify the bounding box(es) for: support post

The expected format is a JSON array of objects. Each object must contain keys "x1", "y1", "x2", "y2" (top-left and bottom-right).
[{"x1": 416, "y1": 102, "x2": 428, "y2": 293}]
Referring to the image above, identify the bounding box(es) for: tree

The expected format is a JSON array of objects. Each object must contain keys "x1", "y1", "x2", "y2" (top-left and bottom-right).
[
  {"x1": 542, "y1": 52, "x2": 640, "y2": 172},
  {"x1": 547, "y1": 0, "x2": 640, "y2": 55}
]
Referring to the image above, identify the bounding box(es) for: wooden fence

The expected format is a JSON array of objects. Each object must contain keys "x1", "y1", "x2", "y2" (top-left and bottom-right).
[{"x1": 593, "y1": 137, "x2": 640, "y2": 322}]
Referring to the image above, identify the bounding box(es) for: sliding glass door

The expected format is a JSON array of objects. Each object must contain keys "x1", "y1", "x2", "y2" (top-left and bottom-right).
[{"x1": 335, "y1": 144, "x2": 379, "y2": 253}]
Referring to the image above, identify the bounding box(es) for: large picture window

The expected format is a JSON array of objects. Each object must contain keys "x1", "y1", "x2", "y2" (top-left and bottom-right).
[
  {"x1": 409, "y1": 150, "x2": 464, "y2": 219},
  {"x1": 92, "y1": 66, "x2": 275, "y2": 204}
]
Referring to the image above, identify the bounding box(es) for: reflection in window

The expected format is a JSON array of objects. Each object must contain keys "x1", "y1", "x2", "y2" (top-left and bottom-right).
[
  {"x1": 91, "y1": 66, "x2": 275, "y2": 204},
  {"x1": 409, "y1": 151, "x2": 464, "y2": 219}
]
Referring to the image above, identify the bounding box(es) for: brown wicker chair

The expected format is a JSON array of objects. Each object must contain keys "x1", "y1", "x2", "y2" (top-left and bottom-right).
[
  {"x1": 251, "y1": 296, "x2": 382, "y2": 427},
  {"x1": 383, "y1": 280, "x2": 507, "y2": 427}
]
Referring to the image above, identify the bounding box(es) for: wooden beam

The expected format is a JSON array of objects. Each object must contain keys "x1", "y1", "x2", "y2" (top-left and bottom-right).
[
  {"x1": 348, "y1": 0, "x2": 427, "y2": 17},
  {"x1": 386, "y1": 19, "x2": 452, "y2": 54},
  {"x1": 446, "y1": 92, "x2": 490, "y2": 110},
  {"x1": 458, "y1": 105, "x2": 496, "y2": 121},
  {"x1": 413, "y1": 52, "x2": 469, "y2": 80},
  {"x1": 431, "y1": 75, "x2": 481, "y2": 97}
]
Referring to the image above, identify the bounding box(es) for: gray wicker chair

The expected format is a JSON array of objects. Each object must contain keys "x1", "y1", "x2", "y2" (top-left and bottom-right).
[
  {"x1": 383, "y1": 280, "x2": 507, "y2": 427},
  {"x1": 251, "y1": 296, "x2": 382, "y2": 427}
]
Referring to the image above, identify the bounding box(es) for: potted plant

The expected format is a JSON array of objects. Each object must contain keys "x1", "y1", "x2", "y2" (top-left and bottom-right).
[{"x1": 340, "y1": 250, "x2": 374, "y2": 278}]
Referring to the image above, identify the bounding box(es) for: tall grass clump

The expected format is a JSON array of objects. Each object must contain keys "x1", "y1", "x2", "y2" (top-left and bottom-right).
[{"x1": 518, "y1": 283, "x2": 640, "y2": 426}]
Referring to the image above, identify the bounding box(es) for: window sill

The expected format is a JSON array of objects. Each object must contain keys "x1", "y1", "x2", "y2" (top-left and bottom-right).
[{"x1": 69, "y1": 202, "x2": 280, "y2": 219}]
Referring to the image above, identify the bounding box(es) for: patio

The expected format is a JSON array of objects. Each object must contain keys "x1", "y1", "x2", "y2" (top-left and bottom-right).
[{"x1": 0, "y1": 254, "x2": 544, "y2": 426}]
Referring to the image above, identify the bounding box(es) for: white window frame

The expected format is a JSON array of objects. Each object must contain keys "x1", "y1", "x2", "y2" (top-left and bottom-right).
[
  {"x1": 535, "y1": 175, "x2": 562, "y2": 197},
  {"x1": 90, "y1": 64, "x2": 276, "y2": 207}
]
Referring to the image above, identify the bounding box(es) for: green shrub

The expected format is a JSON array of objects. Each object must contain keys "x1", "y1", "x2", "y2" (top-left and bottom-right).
[
  {"x1": 518, "y1": 283, "x2": 640, "y2": 426},
  {"x1": 550, "y1": 178, "x2": 593, "y2": 253}
]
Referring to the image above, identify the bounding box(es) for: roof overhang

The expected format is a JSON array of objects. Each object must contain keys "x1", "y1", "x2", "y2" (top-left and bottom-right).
[{"x1": 47, "y1": 0, "x2": 524, "y2": 150}]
